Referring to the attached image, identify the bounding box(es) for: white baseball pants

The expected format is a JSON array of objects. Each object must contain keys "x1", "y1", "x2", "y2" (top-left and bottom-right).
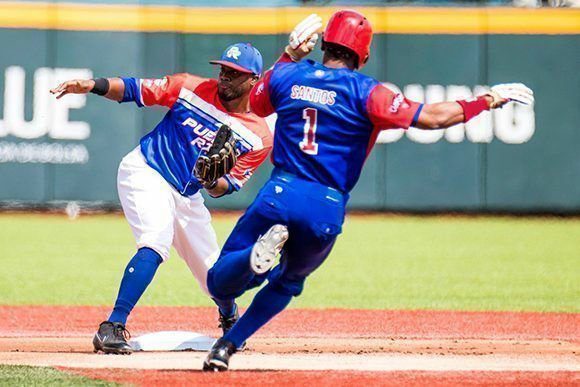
[{"x1": 117, "y1": 146, "x2": 219, "y2": 295}]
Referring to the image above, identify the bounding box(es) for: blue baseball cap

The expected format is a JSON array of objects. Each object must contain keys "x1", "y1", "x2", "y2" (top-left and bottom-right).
[{"x1": 210, "y1": 43, "x2": 263, "y2": 76}]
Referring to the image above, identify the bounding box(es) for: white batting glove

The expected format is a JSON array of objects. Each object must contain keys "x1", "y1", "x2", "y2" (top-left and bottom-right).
[
  {"x1": 286, "y1": 14, "x2": 322, "y2": 62},
  {"x1": 487, "y1": 83, "x2": 534, "y2": 108},
  {"x1": 289, "y1": 14, "x2": 322, "y2": 50}
]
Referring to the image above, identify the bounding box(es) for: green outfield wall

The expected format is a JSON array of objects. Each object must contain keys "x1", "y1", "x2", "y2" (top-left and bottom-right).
[{"x1": 0, "y1": 6, "x2": 578, "y2": 212}]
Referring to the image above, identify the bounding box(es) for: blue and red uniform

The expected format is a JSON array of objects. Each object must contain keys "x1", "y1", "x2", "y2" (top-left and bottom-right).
[
  {"x1": 253, "y1": 56, "x2": 422, "y2": 192},
  {"x1": 108, "y1": 73, "x2": 271, "y2": 326},
  {"x1": 207, "y1": 54, "x2": 421, "y2": 347},
  {"x1": 121, "y1": 74, "x2": 271, "y2": 196}
]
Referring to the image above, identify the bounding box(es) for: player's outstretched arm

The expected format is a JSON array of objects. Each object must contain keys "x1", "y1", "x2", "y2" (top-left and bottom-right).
[
  {"x1": 416, "y1": 83, "x2": 534, "y2": 130},
  {"x1": 50, "y1": 78, "x2": 125, "y2": 101},
  {"x1": 414, "y1": 100, "x2": 477, "y2": 130},
  {"x1": 52, "y1": 74, "x2": 190, "y2": 108}
]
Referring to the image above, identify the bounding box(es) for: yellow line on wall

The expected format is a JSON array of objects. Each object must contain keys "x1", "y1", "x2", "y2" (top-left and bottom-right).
[{"x1": 0, "y1": 2, "x2": 578, "y2": 34}]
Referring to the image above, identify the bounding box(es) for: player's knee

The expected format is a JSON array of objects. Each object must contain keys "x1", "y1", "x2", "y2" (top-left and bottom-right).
[
  {"x1": 135, "y1": 247, "x2": 164, "y2": 265},
  {"x1": 206, "y1": 268, "x2": 233, "y2": 300},
  {"x1": 206, "y1": 269, "x2": 220, "y2": 298}
]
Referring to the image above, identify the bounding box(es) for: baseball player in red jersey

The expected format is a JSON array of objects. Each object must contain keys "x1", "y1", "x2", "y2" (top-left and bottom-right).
[
  {"x1": 51, "y1": 43, "x2": 272, "y2": 354},
  {"x1": 202, "y1": 12, "x2": 534, "y2": 371}
]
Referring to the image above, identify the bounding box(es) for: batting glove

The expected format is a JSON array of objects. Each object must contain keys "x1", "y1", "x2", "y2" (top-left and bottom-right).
[
  {"x1": 486, "y1": 83, "x2": 534, "y2": 108},
  {"x1": 285, "y1": 13, "x2": 322, "y2": 62}
]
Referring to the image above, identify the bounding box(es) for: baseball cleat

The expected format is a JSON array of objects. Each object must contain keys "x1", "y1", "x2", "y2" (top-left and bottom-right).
[
  {"x1": 217, "y1": 305, "x2": 246, "y2": 351},
  {"x1": 203, "y1": 338, "x2": 236, "y2": 372},
  {"x1": 218, "y1": 306, "x2": 238, "y2": 337},
  {"x1": 250, "y1": 224, "x2": 289, "y2": 275},
  {"x1": 92, "y1": 321, "x2": 133, "y2": 355}
]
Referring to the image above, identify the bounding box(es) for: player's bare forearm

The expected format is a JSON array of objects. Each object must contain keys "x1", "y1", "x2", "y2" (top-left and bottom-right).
[
  {"x1": 204, "y1": 177, "x2": 231, "y2": 198},
  {"x1": 415, "y1": 97, "x2": 493, "y2": 130},
  {"x1": 50, "y1": 77, "x2": 124, "y2": 102},
  {"x1": 414, "y1": 101, "x2": 465, "y2": 130},
  {"x1": 104, "y1": 78, "x2": 125, "y2": 101}
]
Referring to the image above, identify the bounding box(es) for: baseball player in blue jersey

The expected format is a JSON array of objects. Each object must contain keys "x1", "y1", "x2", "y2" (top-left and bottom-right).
[
  {"x1": 202, "y1": 11, "x2": 534, "y2": 371},
  {"x1": 51, "y1": 43, "x2": 273, "y2": 355}
]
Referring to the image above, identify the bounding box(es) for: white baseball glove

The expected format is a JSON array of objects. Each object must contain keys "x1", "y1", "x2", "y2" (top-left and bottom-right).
[
  {"x1": 487, "y1": 83, "x2": 534, "y2": 108},
  {"x1": 285, "y1": 14, "x2": 322, "y2": 62}
]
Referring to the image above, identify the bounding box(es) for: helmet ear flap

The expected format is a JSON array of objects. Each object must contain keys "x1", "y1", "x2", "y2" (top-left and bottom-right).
[{"x1": 360, "y1": 54, "x2": 369, "y2": 68}]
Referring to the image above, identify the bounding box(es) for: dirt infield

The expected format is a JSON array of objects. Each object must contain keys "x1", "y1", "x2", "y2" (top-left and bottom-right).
[{"x1": 0, "y1": 306, "x2": 578, "y2": 385}]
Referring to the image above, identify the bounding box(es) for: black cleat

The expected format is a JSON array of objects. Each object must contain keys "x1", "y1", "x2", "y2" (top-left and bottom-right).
[
  {"x1": 92, "y1": 321, "x2": 133, "y2": 355},
  {"x1": 218, "y1": 306, "x2": 238, "y2": 336},
  {"x1": 203, "y1": 338, "x2": 236, "y2": 372},
  {"x1": 218, "y1": 306, "x2": 246, "y2": 351}
]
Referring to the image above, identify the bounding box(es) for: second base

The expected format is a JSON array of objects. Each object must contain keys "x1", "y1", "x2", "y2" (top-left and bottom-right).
[{"x1": 129, "y1": 331, "x2": 216, "y2": 352}]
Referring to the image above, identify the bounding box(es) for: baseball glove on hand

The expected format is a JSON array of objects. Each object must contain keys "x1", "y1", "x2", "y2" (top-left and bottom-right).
[
  {"x1": 194, "y1": 124, "x2": 238, "y2": 188},
  {"x1": 486, "y1": 83, "x2": 534, "y2": 108}
]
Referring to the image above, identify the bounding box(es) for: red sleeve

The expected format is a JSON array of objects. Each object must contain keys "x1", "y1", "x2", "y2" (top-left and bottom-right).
[
  {"x1": 250, "y1": 70, "x2": 275, "y2": 117},
  {"x1": 140, "y1": 74, "x2": 205, "y2": 108},
  {"x1": 249, "y1": 53, "x2": 292, "y2": 117},
  {"x1": 276, "y1": 52, "x2": 294, "y2": 64},
  {"x1": 226, "y1": 147, "x2": 271, "y2": 190},
  {"x1": 366, "y1": 84, "x2": 422, "y2": 130}
]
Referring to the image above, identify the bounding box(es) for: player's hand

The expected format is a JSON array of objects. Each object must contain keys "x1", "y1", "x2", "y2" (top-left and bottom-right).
[
  {"x1": 486, "y1": 83, "x2": 534, "y2": 109},
  {"x1": 194, "y1": 125, "x2": 238, "y2": 187},
  {"x1": 50, "y1": 79, "x2": 95, "y2": 99},
  {"x1": 285, "y1": 14, "x2": 322, "y2": 62}
]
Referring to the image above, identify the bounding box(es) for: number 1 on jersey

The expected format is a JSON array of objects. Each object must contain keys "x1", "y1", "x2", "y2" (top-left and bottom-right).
[{"x1": 300, "y1": 108, "x2": 319, "y2": 155}]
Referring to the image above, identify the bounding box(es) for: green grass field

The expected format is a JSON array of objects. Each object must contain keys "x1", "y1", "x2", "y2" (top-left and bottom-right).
[
  {"x1": 0, "y1": 365, "x2": 115, "y2": 386},
  {"x1": 0, "y1": 213, "x2": 578, "y2": 312}
]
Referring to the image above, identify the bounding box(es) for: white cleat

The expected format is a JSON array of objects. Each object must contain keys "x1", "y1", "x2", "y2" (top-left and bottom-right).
[{"x1": 250, "y1": 224, "x2": 289, "y2": 274}]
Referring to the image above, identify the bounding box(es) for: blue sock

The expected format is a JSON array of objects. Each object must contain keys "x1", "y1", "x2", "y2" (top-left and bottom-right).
[
  {"x1": 208, "y1": 246, "x2": 255, "y2": 299},
  {"x1": 223, "y1": 283, "x2": 293, "y2": 348},
  {"x1": 108, "y1": 247, "x2": 163, "y2": 325}
]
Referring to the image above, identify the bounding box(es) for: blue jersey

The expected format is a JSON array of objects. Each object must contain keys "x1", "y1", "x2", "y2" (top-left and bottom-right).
[
  {"x1": 121, "y1": 75, "x2": 272, "y2": 196},
  {"x1": 251, "y1": 56, "x2": 421, "y2": 193}
]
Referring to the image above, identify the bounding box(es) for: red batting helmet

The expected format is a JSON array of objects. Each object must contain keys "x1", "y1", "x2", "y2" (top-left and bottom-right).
[{"x1": 323, "y1": 9, "x2": 373, "y2": 69}]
